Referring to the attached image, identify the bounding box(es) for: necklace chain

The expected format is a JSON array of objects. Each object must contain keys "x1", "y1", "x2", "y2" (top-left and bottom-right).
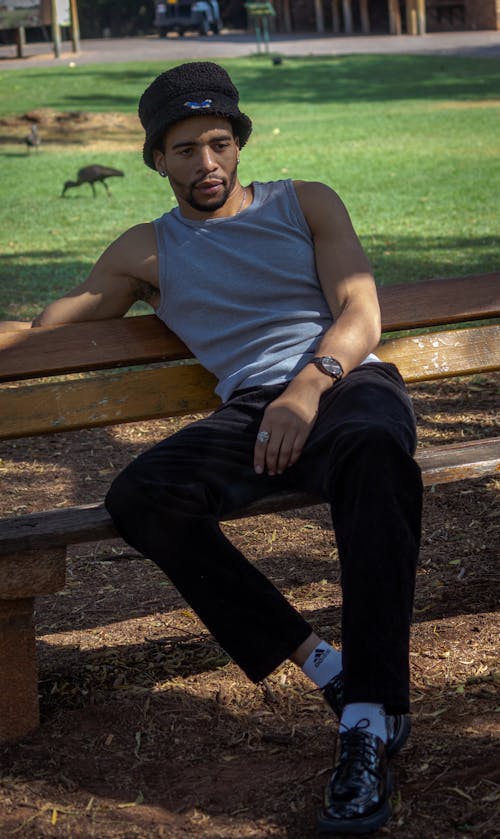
[{"x1": 236, "y1": 187, "x2": 247, "y2": 215}]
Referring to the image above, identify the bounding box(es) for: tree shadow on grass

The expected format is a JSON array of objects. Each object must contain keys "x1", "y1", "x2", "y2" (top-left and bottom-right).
[
  {"x1": 365, "y1": 235, "x2": 500, "y2": 287},
  {"x1": 233, "y1": 54, "x2": 500, "y2": 106},
  {"x1": 6, "y1": 54, "x2": 500, "y2": 113},
  {"x1": 0, "y1": 254, "x2": 98, "y2": 320}
]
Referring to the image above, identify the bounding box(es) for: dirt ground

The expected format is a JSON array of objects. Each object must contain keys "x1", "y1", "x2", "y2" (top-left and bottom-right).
[
  {"x1": 0, "y1": 110, "x2": 143, "y2": 153},
  {"x1": 0, "y1": 374, "x2": 498, "y2": 839},
  {"x1": 0, "y1": 111, "x2": 499, "y2": 838}
]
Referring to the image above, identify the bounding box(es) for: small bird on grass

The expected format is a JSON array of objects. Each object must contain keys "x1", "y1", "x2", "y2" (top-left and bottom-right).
[
  {"x1": 61, "y1": 165, "x2": 125, "y2": 198},
  {"x1": 25, "y1": 124, "x2": 41, "y2": 152}
]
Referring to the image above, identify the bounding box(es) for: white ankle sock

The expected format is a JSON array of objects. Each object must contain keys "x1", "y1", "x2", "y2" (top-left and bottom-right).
[
  {"x1": 340, "y1": 702, "x2": 388, "y2": 743},
  {"x1": 301, "y1": 641, "x2": 342, "y2": 689}
]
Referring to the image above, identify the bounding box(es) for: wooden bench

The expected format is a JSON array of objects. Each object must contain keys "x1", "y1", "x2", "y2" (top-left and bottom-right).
[{"x1": 0, "y1": 271, "x2": 499, "y2": 743}]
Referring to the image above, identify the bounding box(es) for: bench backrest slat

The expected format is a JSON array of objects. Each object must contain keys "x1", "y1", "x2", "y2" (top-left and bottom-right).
[
  {"x1": 0, "y1": 273, "x2": 498, "y2": 383},
  {"x1": 0, "y1": 316, "x2": 188, "y2": 383},
  {"x1": 0, "y1": 325, "x2": 497, "y2": 440},
  {"x1": 377, "y1": 323, "x2": 500, "y2": 381},
  {"x1": 0, "y1": 364, "x2": 219, "y2": 439},
  {"x1": 379, "y1": 271, "x2": 499, "y2": 331}
]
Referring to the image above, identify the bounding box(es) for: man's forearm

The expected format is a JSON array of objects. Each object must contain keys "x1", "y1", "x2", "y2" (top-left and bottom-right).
[
  {"x1": 0, "y1": 320, "x2": 33, "y2": 332},
  {"x1": 313, "y1": 306, "x2": 381, "y2": 376}
]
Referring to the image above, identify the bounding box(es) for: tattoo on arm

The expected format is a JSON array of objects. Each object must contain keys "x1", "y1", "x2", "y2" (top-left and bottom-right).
[{"x1": 134, "y1": 280, "x2": 158, "y2": 305}]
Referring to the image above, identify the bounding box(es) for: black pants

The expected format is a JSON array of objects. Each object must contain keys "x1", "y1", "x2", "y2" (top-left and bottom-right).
[{"x1": 105, "y1": 363, "x2": 422, "y2": 715}]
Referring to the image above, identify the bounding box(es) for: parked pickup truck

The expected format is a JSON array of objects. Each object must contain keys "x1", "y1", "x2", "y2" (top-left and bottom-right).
[{"x1": 154, "y1": 0, "x2": 222, "y2": 36}]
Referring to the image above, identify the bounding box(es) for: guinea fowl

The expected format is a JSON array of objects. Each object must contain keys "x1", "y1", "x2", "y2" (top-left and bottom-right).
[
  {"x1": 25, "y1": 124, "x2": 41, "y2": 152},
  {"x1": 61, "y1": 165, "x2": 125, "y2": 198}
]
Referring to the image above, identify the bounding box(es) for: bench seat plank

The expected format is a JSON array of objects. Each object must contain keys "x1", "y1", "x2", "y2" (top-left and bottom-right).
[
  {"x1": 0, "y1": 325, "x2": 497, "y2": 440},
  {"x1": 0, "y1": 273, "x2": 498, "y2": 383},
  {"x1": 0, "y1": 437, "x2": 498, "y2": 556}
]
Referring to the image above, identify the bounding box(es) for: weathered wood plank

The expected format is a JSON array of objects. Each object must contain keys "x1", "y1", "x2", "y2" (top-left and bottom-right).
[
  {"x1": 0, "y1": 549, "x2": 65, "y2": 598},
  {"x1": 0, "y1": 316, "x2": 189, "y2": 382},
  {"x1": 0, "y1": 363, "x2": 219, "y2": 440},
  {"x1": 0, "y1": 504, "x2": 115, "y2": 556},
  {"x1": 378, "y1": 272, "x2": 499, "y2": 332},
  {"x1": 0, "y1": 437, "x2": 498, "y2": 555},
  {"x1": 0, "y1": 598, "x2": 39, "y2": 741},
  {"x1": 416, "y1": 437, "x2": 500, "y2": 485},
  {"x1": 0, "y1": 273, "x2": 498, "y2": 383},
  {"x1": 377, "y1": 324, "x2": 500, "y2": 382}
]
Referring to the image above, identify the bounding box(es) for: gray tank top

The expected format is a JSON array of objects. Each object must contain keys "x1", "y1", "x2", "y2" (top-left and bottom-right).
[{"x1": 154, "y1": 179, "x2": 378, "y2": 401}]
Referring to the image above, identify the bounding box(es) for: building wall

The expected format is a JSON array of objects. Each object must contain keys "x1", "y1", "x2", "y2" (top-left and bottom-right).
[
  {"x1": 426, "y1": 0, "x2": 499, "y2": 31},
  {"x1": 464, "y1": 0, "x2": 499, "y2": 29},
  {"x1": 285, "y1": 0, "x2": 499, "y2": 33}
]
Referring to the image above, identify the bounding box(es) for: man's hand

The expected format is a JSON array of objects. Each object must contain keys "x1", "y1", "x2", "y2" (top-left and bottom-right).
[{"x1": 253, "y1": 370, "x2": 331, "y2": 476}]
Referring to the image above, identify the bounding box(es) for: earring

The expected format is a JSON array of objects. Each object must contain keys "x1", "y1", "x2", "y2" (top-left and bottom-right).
[
  {"x1": 159, "y1": 171, "x2": 167, "y2": 178},
  {"x1": 237, "y1": 157, "x2": 240, "y2": 164}
]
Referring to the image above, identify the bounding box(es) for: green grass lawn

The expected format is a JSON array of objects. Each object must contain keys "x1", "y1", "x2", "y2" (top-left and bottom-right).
[{"x1": 0, "y1": 55, "x2": 498, "y2": 321}]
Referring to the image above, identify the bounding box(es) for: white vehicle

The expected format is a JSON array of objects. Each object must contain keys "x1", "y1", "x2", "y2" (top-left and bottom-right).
[{"x1": 154, "y1": 0, "x2": 222, "y2": 37}]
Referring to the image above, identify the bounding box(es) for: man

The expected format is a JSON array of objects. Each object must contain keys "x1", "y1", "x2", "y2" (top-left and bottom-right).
[{"x1": 28, "y1": 62, "x2": 422, "y2": 834}]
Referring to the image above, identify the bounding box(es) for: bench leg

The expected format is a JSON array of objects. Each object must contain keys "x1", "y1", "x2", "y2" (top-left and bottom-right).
[
  {"x1": 0, "y1": 597, "x2": 39, "y2": 741},
  {"x1": 0, "y1": 548, "x2": 66, "y2": 742}
]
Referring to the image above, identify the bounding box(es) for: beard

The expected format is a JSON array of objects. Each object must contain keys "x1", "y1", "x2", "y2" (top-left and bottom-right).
[
  {"x1": 169, "y1": 165, "x2": 238, "y2": 214},
  {"x1": 188, "y1": 184, "x2": 230, "y2": 213}
]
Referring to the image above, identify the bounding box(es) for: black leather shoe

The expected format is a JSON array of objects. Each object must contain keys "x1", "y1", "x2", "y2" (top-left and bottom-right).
[
  {"x1": 385, "y1": 713, "x2": 411, "y2": 759},
  {"x1": 322, "y1": 671, "x2": 344, "y2": 717},
  {"x1": 318, "y1": 728, "x2": 392, "y2": 835},
  {"x1": 322, "y1": 672, "x2": 411, "y2": 759}
]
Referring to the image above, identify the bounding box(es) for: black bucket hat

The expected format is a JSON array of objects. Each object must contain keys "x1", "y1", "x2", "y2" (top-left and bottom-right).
[{"x1": 138, "y1": 61, "x2": 253, "y2": 170}]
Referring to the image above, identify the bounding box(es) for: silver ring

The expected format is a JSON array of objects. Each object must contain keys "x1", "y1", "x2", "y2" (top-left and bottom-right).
[{"x1": 257, "y1": 430, "x2": 270, "y2": 444}]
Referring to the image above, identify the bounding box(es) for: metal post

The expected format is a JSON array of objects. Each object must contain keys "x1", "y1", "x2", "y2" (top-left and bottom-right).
[
  {"x1": 342, "y1": 0, "x2": 353, "y2": 33},
  {"x1": 282, "y1": 0, "x2": 292, "y2": 32},
  {"x1": 69, "y1": 0, "x2": 80, "y2": 52},
  {"x1": 262, "y1": 16, "x2": 270, "y2": 51},
  {"x1": 255, "y1": 19, "x2": 262, "y2": 51},
  {"x1": 15, "y1": 26, "x2": 26, "y2": 58},
  {"x1": 360, "y1": 0, "x2": 370, "y2": 33},
  {"x1": 406, "y1": 0, "x2": 417, "y2": 34},
  {"x1": 314, "y1": 0, "x2": 325, "y2": 33},
  {"x1": 50, "y1": 0, "x2": 61, "y2": 57},
  {"x1": 416, "y1": 0, "x2": 426, "y2": 34},
  {"x1": 388, "y1": 0, "x2": 402, "y2": 34},
  {"x1": 331, "y1": 0, "x2": 340, "y2": 33}
]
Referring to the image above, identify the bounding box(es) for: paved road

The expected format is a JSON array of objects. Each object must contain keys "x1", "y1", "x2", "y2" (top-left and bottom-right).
[{"x1": 0, "y1": 29, "x2": 499, "y2": 69}]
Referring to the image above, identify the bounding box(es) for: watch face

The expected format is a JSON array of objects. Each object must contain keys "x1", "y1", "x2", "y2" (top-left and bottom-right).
[
  {"x1": 314, "y1": 356, "x2": 343, "y2": 379},
  {"x1": 322, "y1": 357, "x2": 340, "y2": 375}
]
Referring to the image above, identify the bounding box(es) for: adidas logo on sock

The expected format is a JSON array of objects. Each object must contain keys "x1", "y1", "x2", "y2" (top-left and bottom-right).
[{"x1": 313, "y1": 647, "x2": 331, "y2": 668}]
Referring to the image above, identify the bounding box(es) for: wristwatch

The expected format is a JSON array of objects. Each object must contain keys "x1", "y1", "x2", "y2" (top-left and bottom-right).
[{"x1": 309, "y1": 356, "x2": 344, "y2": 383}]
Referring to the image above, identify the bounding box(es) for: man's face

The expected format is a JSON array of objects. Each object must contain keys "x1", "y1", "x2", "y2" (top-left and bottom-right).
[{"x1": 153, "y1": 115, "x2": 240, "y2": 217}]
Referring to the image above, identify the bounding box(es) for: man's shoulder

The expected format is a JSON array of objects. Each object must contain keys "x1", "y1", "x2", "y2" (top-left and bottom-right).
[
  {"x1": 293, "y1": 180, "x2": 335, "y2": 197},
  {"x1": 106, "y1": 222, "x2": 158, "y2": 273},
  {"x1": 293, "y1": 181, "x2": 343, "y2": 212},
  {"x1": 118, "y1": 221, "x2": 156, "y2": 246}
]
